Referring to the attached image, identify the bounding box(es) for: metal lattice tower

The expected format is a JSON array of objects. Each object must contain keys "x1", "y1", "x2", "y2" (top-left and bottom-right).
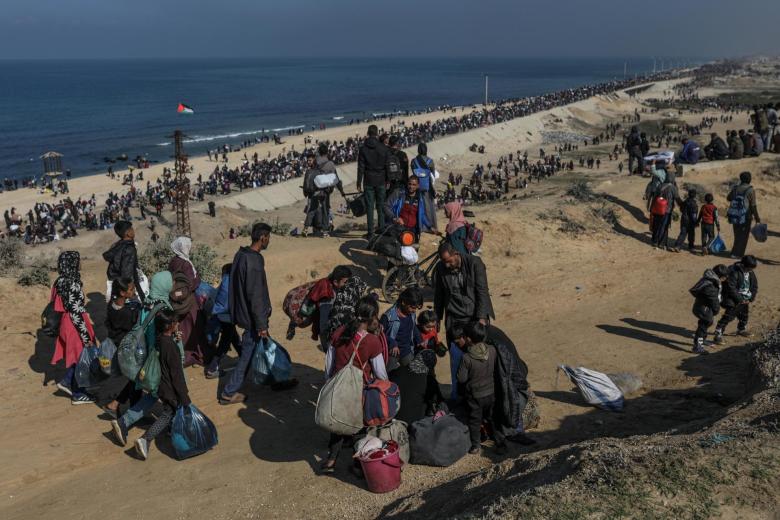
[{"x1": 171, "y1": 130, "x2": 191, "y2": 236}]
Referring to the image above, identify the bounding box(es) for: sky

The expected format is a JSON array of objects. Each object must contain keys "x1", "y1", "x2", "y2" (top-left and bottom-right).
[{"x1": 2, "y1": 0, "x2": 779, "y2": 60}]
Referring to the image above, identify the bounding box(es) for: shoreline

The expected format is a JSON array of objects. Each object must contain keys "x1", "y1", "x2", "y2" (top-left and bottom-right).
[{"x1": 0, "y1": 71, "x2": 689, "y2": 218}]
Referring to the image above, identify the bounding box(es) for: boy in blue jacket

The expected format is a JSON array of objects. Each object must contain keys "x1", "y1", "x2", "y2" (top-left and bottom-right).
[{"x1": 205, "y1": 263, "x2": 241, "y2": 378}]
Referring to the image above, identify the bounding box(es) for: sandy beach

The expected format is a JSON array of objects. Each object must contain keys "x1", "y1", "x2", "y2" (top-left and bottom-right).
[{"x1": 1, "y1": 64, "x2": 779, "y2": 519}]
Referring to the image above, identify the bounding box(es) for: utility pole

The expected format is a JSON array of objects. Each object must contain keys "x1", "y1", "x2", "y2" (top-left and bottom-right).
[
  {"x1": 170, "y1": 129, "x2": 191, "y2": 237},
  {"x1": 484, "y1": 74, "x2": 489, "y2": 106}
]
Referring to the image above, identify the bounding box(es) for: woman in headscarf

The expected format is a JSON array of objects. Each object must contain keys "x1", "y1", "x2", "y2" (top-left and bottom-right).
[
  {"x1": 110, "y1": 271, "x2": 177, "y2": 446},
  {"x1": 51, "y1": 251, "x2": 97, "y2": 405},
  {"x1": 444, "y1": 201, "x2": 469, "y2": 256},
  {"x1": 323, "y1": 274, "x2": 370, "y2": 346},
  {"x1": 168, "y1": 236, "x2": 209, "y2": 367}
]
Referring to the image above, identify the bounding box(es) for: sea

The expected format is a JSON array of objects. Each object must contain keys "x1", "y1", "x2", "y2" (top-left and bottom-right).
[{"x1": 0, "y1": 57, "x2": 696, "y2": 180}]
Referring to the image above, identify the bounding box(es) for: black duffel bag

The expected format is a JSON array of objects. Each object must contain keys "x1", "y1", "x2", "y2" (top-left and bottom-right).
[{"x1": 409, "y1": 413, "x2": 470, "y2": 467}]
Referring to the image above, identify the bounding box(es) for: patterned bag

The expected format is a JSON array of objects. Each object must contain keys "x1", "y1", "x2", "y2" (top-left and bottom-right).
[{"x1": 282, "y1": 281, "x2": 316, "y2": 328}]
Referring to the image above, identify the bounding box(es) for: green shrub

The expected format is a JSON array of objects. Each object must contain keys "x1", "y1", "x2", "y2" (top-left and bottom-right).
[
  {"x1": 566, "y1": 180, "x2": 598, "y2": 202},
  {"x1": 17, "y1": 266, "x2": 51, "y2": 287},
  {"x1": 0, "y1": 238, "x2": 24, "y2": 276},
  {"x1": 238, "y1": 218, "x2": 292, "y2": 237}
]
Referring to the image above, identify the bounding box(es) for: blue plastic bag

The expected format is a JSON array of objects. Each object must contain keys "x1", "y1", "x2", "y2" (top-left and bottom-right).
[
  {"x1": 708, "y1": 235, "x2": 726, "y2": 254},
  {"x1": 751, "y1": 223, "x2": 768, "y2": 243},
  {"x1": 251, "y1": 337, "x2": 293, "y2": 385},
  {"x1": 75, "y1": 344, "x2": 107, "y2": 388},
  {"x1": 195, "y1": 281, "x2": 218, "y2": 317},
  {"x1": 171, "y1": 404, "x2": 219, "y2": 460}
]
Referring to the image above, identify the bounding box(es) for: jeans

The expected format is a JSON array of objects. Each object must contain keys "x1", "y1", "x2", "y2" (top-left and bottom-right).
[
  {"x1": 448, "y1": 344, "x2": 464, "y2": 401},
  {"x1": 223, "y1": 330, "x2": 257, "y2": 396},
  {"x1": 731, "y1": 222, "x2": 752, "y2": 258},
  {"x1": 119, "y1": 393, "x2": 157, "y2": 430},
  {"x1": 60, "y1": 365, "x2": 88, "y2": 398},
  {"x1": 674, "y1": 221, "x2": 696, "y2": 249},
  {"x1": 363, "y1": 185, "x2": 386, "y2": 236},
  {"x1": 716, "y1": 303, "x2": 749, "y2": 333},
  {"x1": 205, "y1": 317, "x2": 241, "y2": 373}
]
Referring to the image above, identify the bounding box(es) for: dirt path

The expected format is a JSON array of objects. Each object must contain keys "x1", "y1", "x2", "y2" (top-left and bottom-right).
[{"x1": 1, "y1": 86, "x2": 779, "y2": 520}]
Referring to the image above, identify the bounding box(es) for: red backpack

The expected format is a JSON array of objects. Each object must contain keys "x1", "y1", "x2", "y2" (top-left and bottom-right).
[
  {"x1": 650, "y1": 196, "x2": 668, "y2": 216},
  {"x1": 464, "y1": 222, "x2": 483, "y2": 253},
  {"x1": 363, "y1": 379, "x2": 401, "y2": 427}
]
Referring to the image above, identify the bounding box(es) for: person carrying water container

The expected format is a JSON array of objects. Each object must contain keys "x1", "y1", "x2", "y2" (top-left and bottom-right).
[{"x1": 410, "y1": 142, "x2": 438, "y2": 231}]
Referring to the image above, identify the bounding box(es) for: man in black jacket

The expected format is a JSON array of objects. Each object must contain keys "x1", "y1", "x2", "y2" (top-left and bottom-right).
[
  {"x1": 690, "y1": 264, "x2": 728, "y2": 354},
  {"x1": 357, "y1": 124, "x2": 389, "y2": 240},
  {"x1": 103, "y1": 220, "x2": 144, "y2": 302},
  {"x1": 433, "y1": 241, "x2": 495, "y2": 400},
  {"x1": 221, "y1": 222, "x2": 273, "y2": 405},
  {"x1": 704, "y1": 132, "x2": 729, "y2": 161},
  {"x1": 714, "y1": 255, "x2": 758, "y2": 343},
  {"x1": 627, "y1": 126, "x2": 644, "y2": 175}
]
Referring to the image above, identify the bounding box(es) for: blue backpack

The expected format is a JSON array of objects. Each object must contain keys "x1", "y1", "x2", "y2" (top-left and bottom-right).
[
  {"x1": 727, "y1": 189, "x2": 750, "y2": 225},
  {"x1": 412, "y1": 157, "x2": 433, "y2": 192}
]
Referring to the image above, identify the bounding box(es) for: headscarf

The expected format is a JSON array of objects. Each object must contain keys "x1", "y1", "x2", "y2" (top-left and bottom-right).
[
  {"x1": 325, "y1": 275, "x2": 369, "y2": 341},
  {"x1": 171, "y1": 236, "x2": 197, "y2": 277},
  {"x1": 445, "y1": 201, "x2": 467, "y2": 235},
  {"x1": 54, "y1": 251, "x2": 91, "y2": 346},
  {"x1": 147, "y1": 271, "x2": 173, "y2": 307}
]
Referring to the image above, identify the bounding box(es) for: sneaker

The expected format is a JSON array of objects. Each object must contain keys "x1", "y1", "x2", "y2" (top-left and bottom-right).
[
  {"x1": 468, "y1": 445, "x2": 481, "y2": 455},
  {"x1": 219, "y1": 392, "x2": 247, "y2": 405},
  {"x1": 71, "y1": 394, "x2": 95, "y2": 406},
  {"x1": 134, "y1": 437, "x2": 149, "y2": 460},
  {"x1": 204, "y1": 369, "x2": 221, "y2": 380},
  {"x1": 693, "y1": 345, "x2": 709, "y2": 355},
  {"x1": 56, "y1": 382, "x2": 73, "y2": 397},
  {"x1": 713, "y1": 331, "x2": 724, "y2": 344},
  {"x1": 111, "y1": 420, "x2": 128, "y2": 447}
]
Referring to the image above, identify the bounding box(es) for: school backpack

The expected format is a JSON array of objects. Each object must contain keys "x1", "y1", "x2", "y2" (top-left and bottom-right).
[
  {"x1": 386, "y1": 152, "x2": 402, "y2": 184},
  {"x1": 411, "y1": 157, "x2": 433, "y2": 192},
  {"x1": 727, "y1": 188, "x2": 751, "y2": 225},
  {"x1": 314, "y1": 336, "x2": 367, "y2": 435},
  {"x1": 169, "y1": 272, "x2": 195, "y2": 317},
  {"x1": 650, "y1": 196, "x2": 668, "y2": 216},
  {"x1": 464, "y1": 222, "x2": 483, "y2": 253},
  {"x1": 117, "y1": 302, "x2": 166, "y2": 380},
  {"x1": 689, "y1": 277, "x2": 712, "y2": 299},
  {"x1": 365, "y1": 419, "x2": 410, "y2": 464},
  {"x1": 408, "y1": 413, "x2": 470, "y2": 467},
  {"x1": 363, "y1": 379, "x2": 401, "y2": 427}
]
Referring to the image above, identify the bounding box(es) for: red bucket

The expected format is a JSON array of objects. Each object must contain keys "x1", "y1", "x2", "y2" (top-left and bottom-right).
[{"x1": 359, "y1": 442, "x2": 403, "y2": 493}]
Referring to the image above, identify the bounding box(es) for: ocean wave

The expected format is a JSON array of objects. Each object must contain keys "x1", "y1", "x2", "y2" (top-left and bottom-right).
[{"x1": 332, "y1": 116, "x2": 344, "y2": 120}]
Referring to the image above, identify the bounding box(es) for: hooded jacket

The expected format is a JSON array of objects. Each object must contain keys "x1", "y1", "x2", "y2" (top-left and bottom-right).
[
  {"x1": 721, "y1": 263, "x2": 758, "y2": 308},
  {"x1": 706, "y1": 136, "x2": 729, "y2": 160},
  {"x1": 103, "y1": 239, "x2": 144, "y2": 301},
  {"x1": 357, "y1": 137, "x2": 389, "y2": 187},
  {"x1": 728, "y1": 135, "x2": 744, "y2": 159},
  {"x1": 457, "y1": 342, "x2": 497, "y2": 399},
  {"x1": 691, "y1": 269, "x2": 722, "y2": 319},
  {"x1": 229, "y1": 246, "x2": 271, "y2": 332}
]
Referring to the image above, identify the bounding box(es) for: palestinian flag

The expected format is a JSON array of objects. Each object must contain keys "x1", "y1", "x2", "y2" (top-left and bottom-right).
[{"x1": 177, "y1": 103, "x2": 194, "y2": 114}]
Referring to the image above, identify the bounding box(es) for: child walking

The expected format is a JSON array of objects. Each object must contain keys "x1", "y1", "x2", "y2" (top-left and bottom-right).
[
  {"x1": 134, "y1": 308, "x2": 190, "y2": 460},
  {"x1": 689, "y1": 264, "x2": 729, "y2": 354},
  {"x1": 697, "y1": 193, "x2": 721, "y2": 255},
  {"x1": 103, "y1": 278, "x2": 141, "y2": 417},
  {"x1": 673, "y1": 189, "x2": 698, "y2": 253},
  {"x1": 455, "y1": 322, "x2": 506, "y2": 455}
]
